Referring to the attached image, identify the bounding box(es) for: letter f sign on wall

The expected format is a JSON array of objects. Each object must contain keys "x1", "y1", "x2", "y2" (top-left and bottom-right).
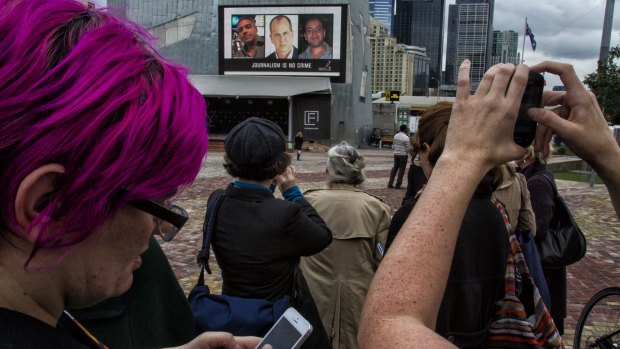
[{"x1": 304, "y1": 111, "x2": 319, "y2": 130}]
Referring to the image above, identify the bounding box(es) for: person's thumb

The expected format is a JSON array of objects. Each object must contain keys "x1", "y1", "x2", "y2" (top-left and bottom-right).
[{"x1": 528, "y1": 107, "x2": 571, "y2": 136}]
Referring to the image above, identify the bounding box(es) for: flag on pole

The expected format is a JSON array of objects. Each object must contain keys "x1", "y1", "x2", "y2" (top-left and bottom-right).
[{"x1": 525, "y1": 22, "x2": 537, "y2": 51}]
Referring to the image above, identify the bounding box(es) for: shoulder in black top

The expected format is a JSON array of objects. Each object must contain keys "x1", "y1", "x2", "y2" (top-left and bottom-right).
[{"x1": 0, "y1": 308, "x2": 85, "y2": 348}]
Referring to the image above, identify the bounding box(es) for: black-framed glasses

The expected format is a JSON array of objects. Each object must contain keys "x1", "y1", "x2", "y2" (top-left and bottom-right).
[{"x1": 119, "y1": 188, "x2": 188, "y2": 242}]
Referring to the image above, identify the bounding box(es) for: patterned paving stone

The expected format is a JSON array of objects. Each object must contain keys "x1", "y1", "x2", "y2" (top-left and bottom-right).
[{"x1": 162, "y1": 148, "x2": 618, "y2": 348}]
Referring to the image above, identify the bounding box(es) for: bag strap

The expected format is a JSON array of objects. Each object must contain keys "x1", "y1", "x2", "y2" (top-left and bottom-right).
[
  {"x1": 540, "y1": 172, "x2": 563, "y2": 222},
  {"x1": 195, "y1": 189, "x2": 226, "y2": 286},
  {"x1": 494, "y1": 199, "x2": 529, "y2": 289},
  {"x1": 540, "y1": 173, "x2": 558, "y2": 195}
]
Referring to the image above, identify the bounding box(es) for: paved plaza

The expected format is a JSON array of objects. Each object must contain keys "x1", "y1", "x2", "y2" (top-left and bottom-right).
[{"x1": 162, "y1": 148, "x2": 620, "y2": 347}]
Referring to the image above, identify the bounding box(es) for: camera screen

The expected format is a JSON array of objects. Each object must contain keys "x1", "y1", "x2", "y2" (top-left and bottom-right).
[
  {"x1": 522, "y1": 83, "x2": 543, "y2": 111},
  {"x1": 513, "y1": 72, "x2": 544, "y2": 147},
  {"x1": 260, "y1": 318, "x2": 303, "y2": 348}
]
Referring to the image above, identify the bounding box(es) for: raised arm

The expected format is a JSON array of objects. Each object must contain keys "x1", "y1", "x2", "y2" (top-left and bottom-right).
[
  {"x1": 529, "y1": 61, "x2": 620, "y2": 219},
  {"x1": 358, "y1": 61, "x2": 528, "y2": 348},
  {"x1": 274, "y1": 165, "x2": 332, "y2": 255}
]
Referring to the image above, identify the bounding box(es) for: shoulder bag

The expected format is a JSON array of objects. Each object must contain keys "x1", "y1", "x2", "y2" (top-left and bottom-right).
[
  {"x1": 188, "y1": 189, "x2": 289, "y2": 336},
  {"x1": 515, "y1": 173, "x2": 551, "y2": 309},
  {"x1": 536, "y1": 174, "x2": 587, "y2": 268}
]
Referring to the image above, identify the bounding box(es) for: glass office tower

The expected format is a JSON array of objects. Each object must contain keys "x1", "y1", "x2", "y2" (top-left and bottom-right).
[
  {"x1": 392, "y1": 0, "x2": 445, "y2": 89},
  {"x1": 445, "y1": 0, "x2": 494, "y2": 91},
  {"x1": 370, "y1": 0, "x2": 393, "y2": 35}
]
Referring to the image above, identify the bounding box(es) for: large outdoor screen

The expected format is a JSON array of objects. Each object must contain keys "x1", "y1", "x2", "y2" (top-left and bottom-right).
[{"x1": 219, "y1": 5, "x2": 348, "y2": 83}]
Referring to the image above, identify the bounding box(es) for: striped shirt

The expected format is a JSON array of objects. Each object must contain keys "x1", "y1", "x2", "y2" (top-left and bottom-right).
[{"x1": 392, "y1": 132, "x2": 411, "y2": 156}]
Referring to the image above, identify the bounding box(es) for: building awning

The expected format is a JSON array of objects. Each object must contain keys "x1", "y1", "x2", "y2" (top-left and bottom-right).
[{"x1": 189, "y1": 75, "x2": 332, "y2": 98}]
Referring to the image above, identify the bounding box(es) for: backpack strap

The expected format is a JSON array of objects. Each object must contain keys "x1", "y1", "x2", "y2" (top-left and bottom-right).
[
  {"x1": 539, "y1": 173, "x2": 558, "y2": 195},
  {"x1": 195, "y1": 189, "x2": 226, "y2": 287}
]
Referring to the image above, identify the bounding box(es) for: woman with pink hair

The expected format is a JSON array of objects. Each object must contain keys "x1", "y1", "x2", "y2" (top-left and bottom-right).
[{"x1": 0, "y1": 0, "x2": 258, "y2": 348}]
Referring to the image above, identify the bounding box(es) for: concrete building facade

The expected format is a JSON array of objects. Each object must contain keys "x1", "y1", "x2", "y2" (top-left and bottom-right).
[
  {"x1": 107, "y1": 0, "x2": 373, "y2": 147},
  {"x1": 370, "y1": 19, "x2": 428, "y2": 96}
]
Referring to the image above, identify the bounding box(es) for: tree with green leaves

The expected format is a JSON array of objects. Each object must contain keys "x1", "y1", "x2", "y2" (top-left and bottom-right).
[{"x1": 583, "y1": 46, "x2": 620, "y2": 125}]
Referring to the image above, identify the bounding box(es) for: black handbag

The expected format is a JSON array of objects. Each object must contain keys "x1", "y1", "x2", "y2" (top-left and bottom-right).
[
  {"x1": 289, "y1": 267, "x2": 332, "y2": 349},
  {"x1": 536, "y1": 174, "x2": 586, "y2": 268}
]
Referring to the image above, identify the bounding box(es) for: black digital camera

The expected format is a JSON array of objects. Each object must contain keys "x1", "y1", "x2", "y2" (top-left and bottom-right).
[{"x1": 513, "y1": 72, "x2": 544, "y2": 147}]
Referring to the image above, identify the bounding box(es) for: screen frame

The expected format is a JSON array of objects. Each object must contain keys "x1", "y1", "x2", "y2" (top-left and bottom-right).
[{"x1": 218, "y1": 4, "x2": 348, "y2": 83}]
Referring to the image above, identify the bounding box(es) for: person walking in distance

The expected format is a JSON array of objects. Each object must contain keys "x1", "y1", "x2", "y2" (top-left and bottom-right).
[
  {"x1": 295, "y1": 131, "x2": 304, "y2": 161},
  {"x1": 388, "y1": 125, "x2": 411, "y2": 189}
]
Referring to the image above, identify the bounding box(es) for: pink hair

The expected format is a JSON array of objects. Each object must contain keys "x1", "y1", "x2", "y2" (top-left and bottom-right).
[{"x1": 0, "y1": 0, "x2": 207, "y2": 261}]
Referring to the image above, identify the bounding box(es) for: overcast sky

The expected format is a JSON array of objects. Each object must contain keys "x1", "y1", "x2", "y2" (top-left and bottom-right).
[{"x1": 445, "y1": 0, "x2": 620, "y2": 89}]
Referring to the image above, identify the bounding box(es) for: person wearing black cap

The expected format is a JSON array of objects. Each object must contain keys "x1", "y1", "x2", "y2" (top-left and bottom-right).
[{"x1": 209, "y1": 117, "x2": 333, "y2": 348}]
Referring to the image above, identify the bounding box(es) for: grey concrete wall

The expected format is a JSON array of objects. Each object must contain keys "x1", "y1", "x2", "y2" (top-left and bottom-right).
[{"x1": 111, "y1": 0, "x2": 372, "y2": 148}]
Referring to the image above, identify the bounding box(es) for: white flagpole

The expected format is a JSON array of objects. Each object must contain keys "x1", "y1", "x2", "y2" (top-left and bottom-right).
[{"x1": 521, "y1": 17, "x2": 527, "y2": 64}]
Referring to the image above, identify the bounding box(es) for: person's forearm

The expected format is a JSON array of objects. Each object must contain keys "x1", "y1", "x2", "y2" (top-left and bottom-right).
[
  {"x1": 590, "y1": 145, "x2": 620, "y2": 219},
  {"x1": 358, "y1": 155, "x2": 487, "y2": 348},
  {"x1": 359, "y1": 60, "x2": 528, "y2": 348}
]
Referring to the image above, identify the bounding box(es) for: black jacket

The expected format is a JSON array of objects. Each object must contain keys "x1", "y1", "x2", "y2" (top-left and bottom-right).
[
  {"x1": 294, "y1": 136, "x2": 303, "y2": 150},
  {"x1": 386, "y1": 176, "x2": 509, "y2": 348},
  {"x1": 520, "y1": 161, "x2": 567, "y2": 333},
  {"x1": 266, "y1": 46, "x2": 299, "y2": 59},
  {"x1": 212, "y1": 183, "x2": 332, "y2": 301},
  {"x1": 70, "y1": 237, "x2": 195, "y2": 348}
]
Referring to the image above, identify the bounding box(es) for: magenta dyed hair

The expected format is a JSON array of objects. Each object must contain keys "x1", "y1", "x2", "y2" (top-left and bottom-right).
[{"x1": 0, "y1": 0, "x2": 207, "y2": 258}]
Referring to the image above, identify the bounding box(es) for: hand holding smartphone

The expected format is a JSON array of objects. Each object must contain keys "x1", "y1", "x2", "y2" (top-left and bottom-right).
[
  {"x1": 513, "y1": 72, "x2": 545, "y2": 147},
  {"x1": 255, "y1": 308, "x2": 312, "y2": 349}
]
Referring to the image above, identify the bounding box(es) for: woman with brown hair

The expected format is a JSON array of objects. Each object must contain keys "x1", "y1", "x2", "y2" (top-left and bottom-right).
[{"x1": 384, "y1": 101, "x2": 509, "y2": 348}]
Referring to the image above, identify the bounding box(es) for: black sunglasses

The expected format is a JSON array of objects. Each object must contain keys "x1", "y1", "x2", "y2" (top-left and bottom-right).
[{"x1": 118, "y1": 188, "x2": 188, "y2": 242}]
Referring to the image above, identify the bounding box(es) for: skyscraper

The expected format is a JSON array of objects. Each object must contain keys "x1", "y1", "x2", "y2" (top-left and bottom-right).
[
  {"x1": 369, "y1": 0, "x2": 393, "y2": 35},
  {"x1": 445, "y1": 0, "x2": 494, "y2": 91},
  {"x1": 444, "y1": 5, "x2": 458, "y2": 85},
  {"x1": 392, "y1": 0, "x2": 445, "y2": 89},
  {"x1": 492, "y1": 30, "x2": 520, "y2": 65}
]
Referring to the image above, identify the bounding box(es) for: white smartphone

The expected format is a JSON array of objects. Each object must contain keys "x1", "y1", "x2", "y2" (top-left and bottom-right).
[{"x1": 255, "y1": 307, "x2": 313, "y2": 349}]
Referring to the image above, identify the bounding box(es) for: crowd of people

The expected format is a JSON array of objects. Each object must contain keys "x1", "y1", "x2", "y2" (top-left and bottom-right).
[{"x1": 2, "y1": 0, "x2": 620, "y2": 348}]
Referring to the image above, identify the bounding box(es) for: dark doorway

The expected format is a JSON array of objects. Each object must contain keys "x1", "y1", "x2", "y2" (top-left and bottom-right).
[{"x1": 205, "y1": 97, "x2": 289, "y2": 137}]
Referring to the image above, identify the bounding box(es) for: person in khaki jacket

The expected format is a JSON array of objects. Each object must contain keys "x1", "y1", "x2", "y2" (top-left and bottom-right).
[
  {"x1": 493, "y1": 162, "x2": 537, "y2": 235},
  {"x1": 300, "y1": 141, "x2": 392, "y2": 349}
]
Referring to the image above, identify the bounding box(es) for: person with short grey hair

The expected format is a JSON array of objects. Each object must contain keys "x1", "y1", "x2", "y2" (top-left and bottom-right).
[
  {"x1": 324, "y1": 141, "x2": 366, "y2": 185},
  {"x1": 300, "y1": 141, "x2": 391, "y2": 349}
]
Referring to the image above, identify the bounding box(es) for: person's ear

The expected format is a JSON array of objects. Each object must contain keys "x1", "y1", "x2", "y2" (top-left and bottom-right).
[{"x1": 14, "y1": 164, "x2": 66, "y2": 232}]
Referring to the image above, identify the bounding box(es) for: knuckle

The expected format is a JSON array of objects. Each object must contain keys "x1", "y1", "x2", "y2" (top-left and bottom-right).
[{"x1": 457, "y1": 78, "x2": 469, "y2": 88}]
